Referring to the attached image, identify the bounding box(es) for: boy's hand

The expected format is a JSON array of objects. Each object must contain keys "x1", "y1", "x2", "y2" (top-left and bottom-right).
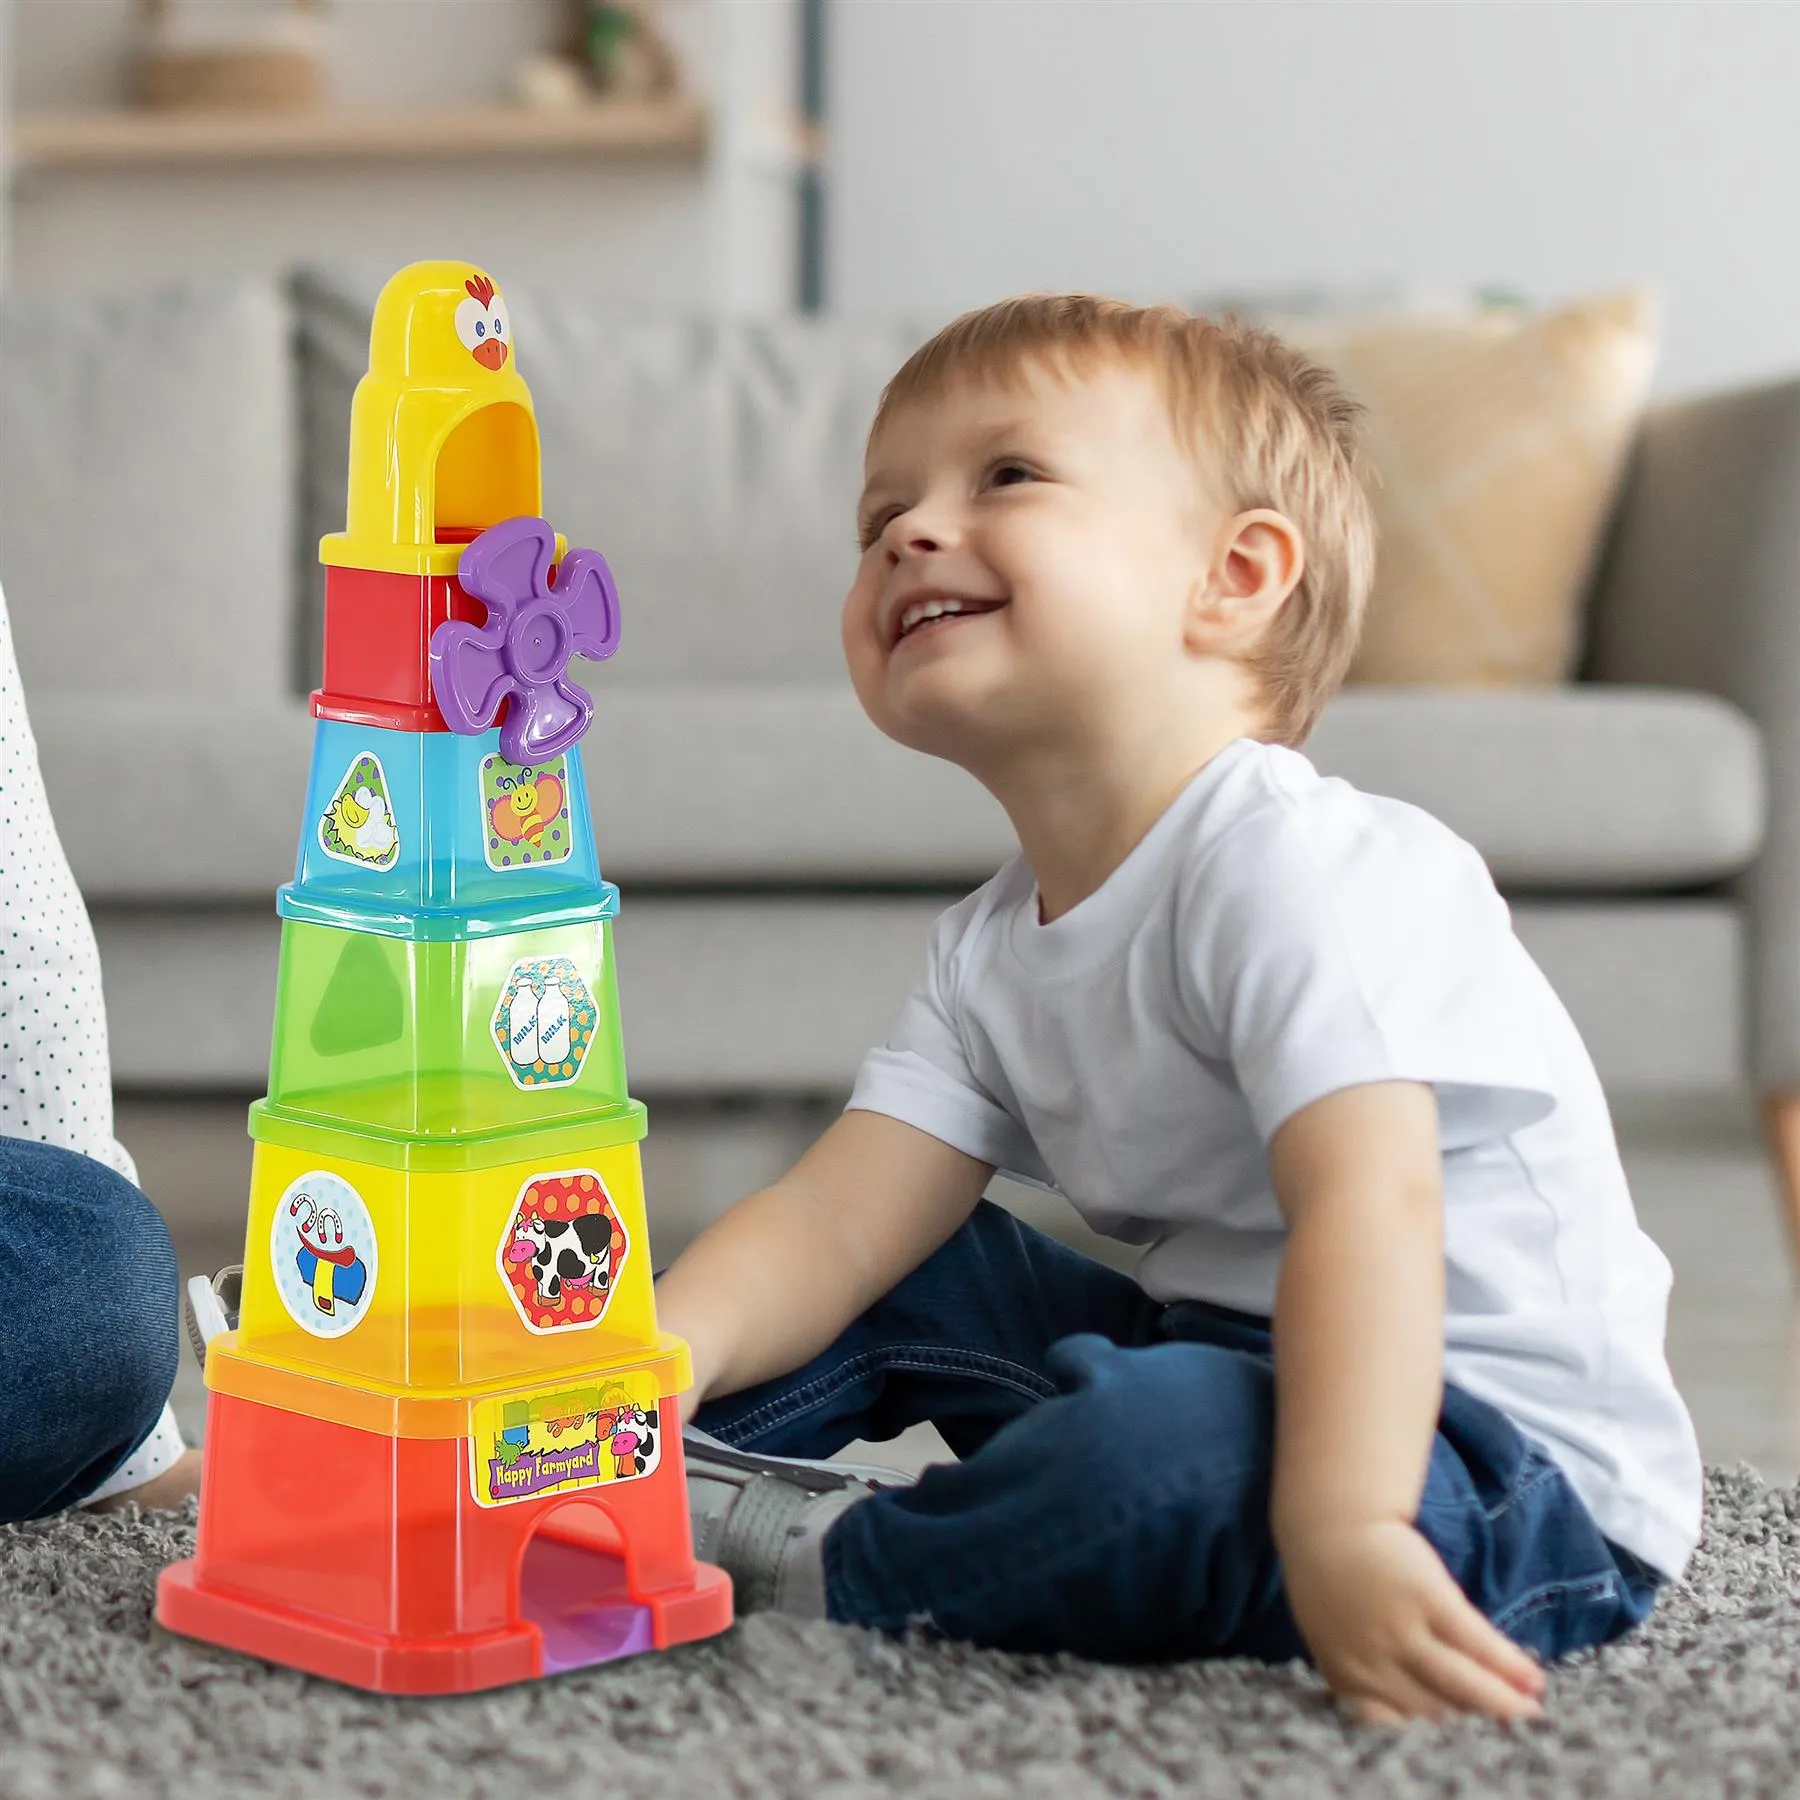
[
  {"x1": 1267, "y1": 1085, "x2": 1543, "y2": 1727},
  {"x1": 1280, "y1": 1517, "x2": 1548, "y2": 1725},
  {"x1": 655, "y1": 1111, "x2": 994, "y2": 1426}
]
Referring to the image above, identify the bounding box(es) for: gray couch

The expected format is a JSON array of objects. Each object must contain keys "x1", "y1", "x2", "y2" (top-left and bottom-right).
[{"x1": 0, "y1": 272, "x2": 1787, "y2": 1217}]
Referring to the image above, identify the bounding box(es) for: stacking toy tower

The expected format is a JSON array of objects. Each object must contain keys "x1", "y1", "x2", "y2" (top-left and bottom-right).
[{"x1": 157, "y1": 261, "x2": 732, "y2": 1694}]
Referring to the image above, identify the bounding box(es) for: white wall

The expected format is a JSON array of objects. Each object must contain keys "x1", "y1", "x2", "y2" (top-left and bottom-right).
[
  {"x1": 7, "y1": 0, "x2": 799, "y2": 305},
  {"x1": 827, "y1": 0, "x2": 1800, "y2": 402}
]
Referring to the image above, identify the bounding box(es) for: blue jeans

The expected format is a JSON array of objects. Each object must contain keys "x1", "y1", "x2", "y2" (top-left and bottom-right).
[
  {"x1": 0, "y1": 1135, "x2": 181, "y2": 1521},
  {"x1": 695, "y1": 1200, "x2": 1665, "y2": 1664}
]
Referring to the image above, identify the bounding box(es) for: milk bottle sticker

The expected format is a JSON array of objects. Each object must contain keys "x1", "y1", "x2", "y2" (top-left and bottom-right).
[
  {"x1": 490, "y1": 954, "x2": 600, "y2": 1089},
  {"x1": 508, "y1": 986, "x2": 540, "y2": 1066},
  {"x1": 481, "y1": 752, "x2": 574, "y2": 870},
  {"x1": 319, "y1": 752, "x2": 400, "y2": 870},
  {"x1": 270, "y1": 1171, "x2": 378, "y2": 1339},
  {"x1": 536, "y1": 978, "x2": 572, "y2": 1065}
]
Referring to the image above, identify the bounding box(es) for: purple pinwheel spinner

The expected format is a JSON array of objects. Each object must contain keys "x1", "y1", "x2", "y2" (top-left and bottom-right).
[{"x1": 430, "y1": 516, "x2": 622, "y2": 764}]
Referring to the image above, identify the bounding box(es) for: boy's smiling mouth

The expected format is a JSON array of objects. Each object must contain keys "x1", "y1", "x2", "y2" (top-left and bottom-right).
[{"x1": 889, "y1": 590, "x2": 1007, "y2": 650}]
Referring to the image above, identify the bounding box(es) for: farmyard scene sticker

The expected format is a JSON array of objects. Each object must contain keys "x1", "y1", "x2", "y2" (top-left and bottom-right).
[
  {"x1": 469, "y1": 1373, "x2": 663, "y2": 1508},
  {"x1": 491, "y1": 954, "x2": 600, "y2": 1089},
  {"x1": 319, "y1": 752, "x2": 400, "y2": 869},
  {"x1": 271, "y1": 1171, "x2": 378, "y2": 1338},
  {"x1": 481, "y1": 751, "x2": 573, "y2": 870},
  {"x1": 498, "y1": 1170, "x2": 628, "y2": 1334}
]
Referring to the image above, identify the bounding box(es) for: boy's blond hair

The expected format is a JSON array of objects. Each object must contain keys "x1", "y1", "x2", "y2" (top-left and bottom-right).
[{"x1": 871, "y1": 295, "x2": 1378, "y2": 747}]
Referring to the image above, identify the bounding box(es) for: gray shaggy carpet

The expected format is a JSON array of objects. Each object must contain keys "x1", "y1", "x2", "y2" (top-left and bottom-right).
[{"x1": 4, "y1": 1466, "x2": 1800, "y2": 1800}]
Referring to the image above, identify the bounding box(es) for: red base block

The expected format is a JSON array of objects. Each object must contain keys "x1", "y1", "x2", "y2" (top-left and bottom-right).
[
  {"x1": 157, "y1": 1560, "x2": 545, "y2": 1694},
  {"x1": 156, "y1": 1389, "x2": 732, "y2": 1695},
  {"x1": 157, "y1": 1554, "x2": 733, "y2": 1696}
]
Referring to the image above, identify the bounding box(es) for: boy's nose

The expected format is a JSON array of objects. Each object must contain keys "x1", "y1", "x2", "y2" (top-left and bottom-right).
[
  {"x1": 884, "y1": 506, "x2": 956, "y2": 558},
  {"x1": 880, "y1": 493, "x2": 960, "y2": 561},
  {"x1": 887, "y1": 529, "x2": 941, "y2": 563}
]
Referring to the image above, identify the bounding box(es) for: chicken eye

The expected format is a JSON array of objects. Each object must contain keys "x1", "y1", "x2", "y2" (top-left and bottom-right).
[
  {"x1": 454, "y1": 295, "x2": 492, "y2": 351},
  {"x1": 489, "y1": 299, "x2": 513, "y2": 342}
]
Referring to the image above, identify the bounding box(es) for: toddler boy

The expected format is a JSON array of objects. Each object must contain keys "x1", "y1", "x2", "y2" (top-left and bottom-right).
[{"x1": 655, "y1": 295, "x2": 1701, "y2": 1724}]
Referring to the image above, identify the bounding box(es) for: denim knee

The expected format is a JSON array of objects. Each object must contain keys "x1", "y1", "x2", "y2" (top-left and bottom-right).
[
  {"x1": 1045, "y1": 1331, "x2": 1277, "y2": 1484},
  {"x1": 0, "y1": 1137, "x2": 180, "y2": 1481},
  {"x1": 84, "y1": 1178, "x2": 181, "y2": 1444}
]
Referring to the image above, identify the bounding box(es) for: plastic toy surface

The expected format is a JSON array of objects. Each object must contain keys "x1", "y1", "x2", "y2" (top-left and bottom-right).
[
  {"x1": 433, "y1": 515, "x2": 622, "y2": 764},
  {"x1": 156, "y1": 261, "x2": 732, "y2": 1694}
]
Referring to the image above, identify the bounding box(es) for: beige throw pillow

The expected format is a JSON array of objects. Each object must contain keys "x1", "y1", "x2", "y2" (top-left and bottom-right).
[{"x1": 1277, "y1": 288, "x2": 1660, "y2": 685}]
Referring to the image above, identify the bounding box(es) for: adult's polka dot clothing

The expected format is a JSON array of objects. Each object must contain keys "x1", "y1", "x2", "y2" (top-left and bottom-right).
[{"x1": 0, "y1": 581, "x2": 185, "y2": 1501}]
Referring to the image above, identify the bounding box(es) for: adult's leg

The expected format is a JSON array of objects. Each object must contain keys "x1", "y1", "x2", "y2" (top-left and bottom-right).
[
  {"x1": 692, "y1": 1198, "x2": 1162, "y2": 1462},
  {"x1": 0, "y1": 1136, "x2": 181, "y2": 1522}
]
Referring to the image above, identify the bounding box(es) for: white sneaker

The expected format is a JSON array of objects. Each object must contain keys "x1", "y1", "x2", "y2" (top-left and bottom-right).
[
  {"x1": 682, "y1": 1427, "x2": 914, "y2": 1618},
  {"x1": 183, "y1": 1264, "x2": 241, "y2": 1370}
]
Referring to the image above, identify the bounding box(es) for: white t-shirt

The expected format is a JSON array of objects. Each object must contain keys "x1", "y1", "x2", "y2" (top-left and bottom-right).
[{"x1": 849, "y1": 736, "x2": 1703, "y2": 1580}]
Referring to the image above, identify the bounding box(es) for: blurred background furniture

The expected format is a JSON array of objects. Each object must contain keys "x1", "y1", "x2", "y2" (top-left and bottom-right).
[
  {"x1": 4, "y1": 0, "x2": 801, "y2": 307},
  {"x1": 0, "y1": 267, "x2": 1789, "y2": 1255},
  {"x1": 132, "y1": 0, "x2": 328, "y2": 114}
]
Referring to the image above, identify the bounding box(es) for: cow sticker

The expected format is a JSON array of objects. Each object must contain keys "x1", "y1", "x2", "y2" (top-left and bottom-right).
[
  {"x1": 270, "y1": 1171, "x2": 378, "y2": 1338},
  {"x1": 498, "y1": 1170, "x2": 628, "y2": 1334},
  {"x1": 468, "y1": 1372, "x2": 663, "y2": 1508},
  {"x1": 481, "y1": 751, "x2": 574, "y2": 870},
  {"x1": 319, "y1": 752, "x2": 400, "y2": 869},
  {"x1": 490, "y1": 954, "x2": 600, "y2": 1090}
]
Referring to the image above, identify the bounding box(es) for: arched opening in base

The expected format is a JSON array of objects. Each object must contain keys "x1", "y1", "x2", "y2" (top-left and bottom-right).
[{"x1": 517, "y1": 1498, "x2": 654, "y2": 1672}]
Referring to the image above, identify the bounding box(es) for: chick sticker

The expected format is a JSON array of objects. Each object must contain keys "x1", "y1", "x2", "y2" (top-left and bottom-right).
[
  {"x1": 481, "y1": 751, "x2": 573, "y2": 870},
  {"x1": 319, "y1": 752, "x2": 400, "y2": 870},
  {"x1": 491, "y1": 954, "x2": 599, "y2": 1090},
  {"x1": 455, "y1": 273, "x2": 511, "y2": 372},
  {"x1": 269, "y1": 1171, "x2": 378, "y2": 1339}
]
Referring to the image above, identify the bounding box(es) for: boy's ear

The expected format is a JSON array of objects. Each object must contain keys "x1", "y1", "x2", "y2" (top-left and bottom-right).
[{"x1": 1185, "y1": 509, "x2": 1307, "y2": 653}]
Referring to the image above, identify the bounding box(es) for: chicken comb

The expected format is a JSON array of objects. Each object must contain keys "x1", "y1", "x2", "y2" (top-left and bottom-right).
[{"x1": 465, "y1": 273, "x2": 497, "y2": 309}]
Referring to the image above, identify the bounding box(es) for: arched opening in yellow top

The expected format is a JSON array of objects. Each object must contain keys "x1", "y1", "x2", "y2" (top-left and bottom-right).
[{"x1": 433, "y1": 401, "x2": 540, "y2": 545}]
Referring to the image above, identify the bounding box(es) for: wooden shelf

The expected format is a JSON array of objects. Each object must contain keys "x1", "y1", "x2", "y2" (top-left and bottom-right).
[{"x1": 10, "y1": 98, "x2": 708, "y2": 173}]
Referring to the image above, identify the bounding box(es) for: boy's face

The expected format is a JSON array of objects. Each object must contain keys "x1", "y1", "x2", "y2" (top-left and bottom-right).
[{"x1": 844, "y1": 355, "x2": 1243, "y2": 765}]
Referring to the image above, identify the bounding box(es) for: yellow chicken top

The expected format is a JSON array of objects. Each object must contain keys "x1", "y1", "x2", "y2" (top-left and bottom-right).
[{"x1": 320, "y1": 260, "x2": 550, "y2": 579}]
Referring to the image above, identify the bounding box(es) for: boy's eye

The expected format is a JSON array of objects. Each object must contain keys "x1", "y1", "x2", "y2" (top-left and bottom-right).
[
  {"x1": 857, "y1": 506, "x2": 900, "y2": 550},
  {"x1": 987, "y1": 461, "x2": 1035, "y2": 488}
]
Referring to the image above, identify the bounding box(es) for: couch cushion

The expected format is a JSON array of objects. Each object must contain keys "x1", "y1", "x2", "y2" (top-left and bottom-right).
[
  {"x1": 0, "y1": 280, "x2": 295, "y2": 705},
  {"x1": 292, "y1": 265, "x2": 933, "y2": 691},
  {"x1": 93, "y1": 895, "x2": 1745, "y2": 1095},
  {"x1": 295, "y1": 271, "x2": 1664, "y2": 701},
  {"x1": 34, "y1": 683, "x2": 1762, "y2": 901},
  {"x1": 1279, "y1": 289, "x2": 1660, "y2": 686},
  {"x1": 1308, "y1": 687, "x2": 1764, "y2": 888}
]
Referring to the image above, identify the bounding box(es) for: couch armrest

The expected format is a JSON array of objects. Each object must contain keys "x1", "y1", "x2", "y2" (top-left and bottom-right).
[{"x1": 1584, "y1": 375, "x2": 1800, "y2": 1087}]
